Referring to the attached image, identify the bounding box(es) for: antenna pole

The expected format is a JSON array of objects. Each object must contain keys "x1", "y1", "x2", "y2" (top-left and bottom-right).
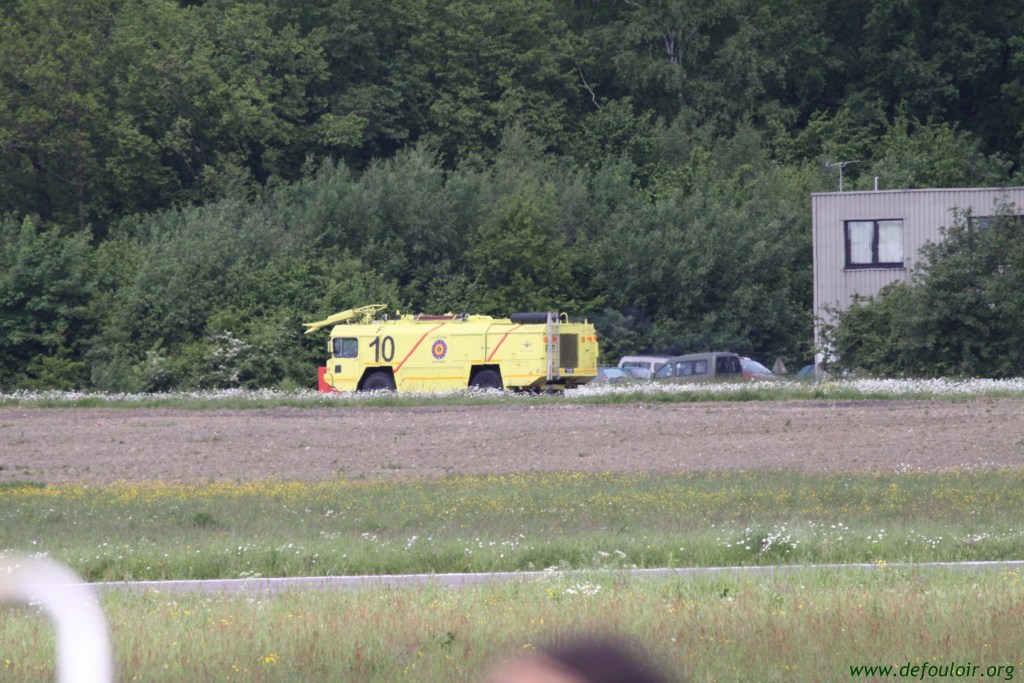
[{"x1": 823, "y1": 160, "x2": 859, "y2": 192}]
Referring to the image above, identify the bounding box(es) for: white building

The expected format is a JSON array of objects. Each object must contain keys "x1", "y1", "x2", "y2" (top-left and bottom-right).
[{"x1": 812, "y1": 187, "x2": 1024, "y2": 355}]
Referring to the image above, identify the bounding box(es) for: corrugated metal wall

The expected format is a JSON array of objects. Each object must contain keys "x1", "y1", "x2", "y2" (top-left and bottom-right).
[{"x1": 812, "y1": 187, "x2": 1024, "y2": 348}]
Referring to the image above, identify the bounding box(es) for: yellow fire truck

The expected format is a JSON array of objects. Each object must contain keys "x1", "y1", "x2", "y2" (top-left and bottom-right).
[{"x1": 303, "y1": 305, "x2": 599, "y2": 392}]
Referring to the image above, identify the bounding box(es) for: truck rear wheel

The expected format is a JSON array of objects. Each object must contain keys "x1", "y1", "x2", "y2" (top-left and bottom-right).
[
  {"x1": 362, "y1": 371, "x2": 396, "y2": 392},
  {"x1": 469, "y1": 369, "x2": 503, "y2": 390}
]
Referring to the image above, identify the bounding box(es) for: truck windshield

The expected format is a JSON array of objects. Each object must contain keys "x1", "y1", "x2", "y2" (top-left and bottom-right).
[{"x1": 332, "y1": 338, "x2": 358, "y2": 358}]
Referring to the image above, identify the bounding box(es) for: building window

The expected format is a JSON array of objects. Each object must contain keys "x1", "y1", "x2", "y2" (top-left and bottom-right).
[
  {"x1": 845, "y1": 219, "x2": 904, "y2": 268},
  {"x1": 969, "y1": 215, "x2": 1024, "y2": 231}
]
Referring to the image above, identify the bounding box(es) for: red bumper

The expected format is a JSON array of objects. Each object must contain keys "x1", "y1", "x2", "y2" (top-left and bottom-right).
[{"x1": 317, "y1": 367, "x2": 333, "y2": 393}]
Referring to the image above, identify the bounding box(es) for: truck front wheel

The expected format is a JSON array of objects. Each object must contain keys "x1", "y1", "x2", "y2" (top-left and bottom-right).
[{"x1": 362, "y1": 371, "x2": 396, "y2": 392}]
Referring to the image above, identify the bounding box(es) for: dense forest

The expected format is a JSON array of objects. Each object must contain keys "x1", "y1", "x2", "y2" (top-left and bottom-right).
[{"x1": 3, "y1": 0, "x2": 1024, "y2": 390}]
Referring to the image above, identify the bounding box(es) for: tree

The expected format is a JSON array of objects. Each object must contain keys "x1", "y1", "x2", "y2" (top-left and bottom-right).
[
  {"x1": 252, "y1": 0, "x2": 426, "y2": 164},
  {"x1": 593, "y1": 133, "x2": 813, "y2": 361},
  {"x1": 0, "y1": 215, "x2": 95, "y2": 388},
  {"x1": 862, "y1": 115, "x2": 1011, "y2": 190},
  {"x1": 470, "y1": 186, "x2": 577, "y2": 314},
  {"x1": 405, "y1": 0, "x2": 582, "y2": 160},
  {"x1": 606, "y1": 0, "x2": 729, "y2": 121},
  {"x1": 827, "y1": 203, "x2": 1024, "y2": 377},
  {"x1": 0, "y1": 0, "x2": 115, "y2": 232},
  {"x1": 848, "y1": 0, "x2": 1024, "y2": 160},
  {"x1": 103, "y1": 0, "x2": 329, "y2": 213}
]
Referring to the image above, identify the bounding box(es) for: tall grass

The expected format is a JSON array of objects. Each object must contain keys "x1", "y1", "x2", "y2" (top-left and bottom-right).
[
  {"x1": 3, "y1": 470, "x2": 1024, "y2": 581},
  {"x1": 3, "y1": 569, "x2": 1023, "y2": 682}
]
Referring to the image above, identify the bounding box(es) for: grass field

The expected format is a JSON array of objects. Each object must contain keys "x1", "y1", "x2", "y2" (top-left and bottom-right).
[
  {"x1": 2, "y1": 569, "x2": 1023, "y2": 682},
  {"x1": 1, "y1": 470, "x2": 1023, "y2": 581},
  {"x1": 3, "y1": 391, "x2": 1024, "y2": 681}
]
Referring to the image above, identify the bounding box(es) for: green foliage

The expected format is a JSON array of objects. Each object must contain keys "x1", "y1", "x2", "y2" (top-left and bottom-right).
[
  {"x1": 861, "y1": 115, "x2": 1011, "y2": 190},
  {"x1": 594, "y1": 129, "x2": 812, "y2": 361},
  {"x1": 470, "y1": 187, "x2": 573, "y2": 314},
  {"x1": 5, "y1": 0, "x2": 1024, "y2": 231},
  {"x1": 351, "y1": 147, "x2": 476, "y2": 302},
  {"x1": 85, "y1": 193, "x2": 402, "y2": 391},
  {"x1": 0, "y1": 215, "x2": 94, "y2": 389},
  {"x1": 779, "y1": 106, "x2": 886, "y2": 167},
  {"x1": 823, "y1": 283, "x2": 920, "y2": 377},
  {"x1": 827, "y1": 204, "x2": 1024, "y2": 377},
  {"x1": 3, "y1": 0, "x2": 1024, "y2": 389},
  {"x1": 104, "y1": 0, "x2": 328, "y2": 212},
  {"x1": 0, "y1": 0, "x2": 114, "y2": 231},
  {"x1": 571, "y1": 99, "x2": 657, "y2": 171},
  {"x1": 405, "y1": 0, "x2": 580, "y2": 160}
]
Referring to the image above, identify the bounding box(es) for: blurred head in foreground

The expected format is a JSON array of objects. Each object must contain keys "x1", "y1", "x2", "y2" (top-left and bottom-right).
[{"x1": 488, "y1": 638, "x2": 670, "y2": 683}]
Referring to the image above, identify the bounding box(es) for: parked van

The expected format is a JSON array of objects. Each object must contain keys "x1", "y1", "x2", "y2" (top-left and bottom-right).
[
  {"x1": 652, "y1": 352, "x2": 743, "y2": 383},
  {"x1": 618, "y1": 355, "x2": 670, "y2": 377}
]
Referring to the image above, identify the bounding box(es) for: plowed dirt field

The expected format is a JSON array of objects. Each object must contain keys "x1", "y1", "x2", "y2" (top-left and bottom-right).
[{"x1": 1, "y1": 399, "x2": 1022, "y2": 483}]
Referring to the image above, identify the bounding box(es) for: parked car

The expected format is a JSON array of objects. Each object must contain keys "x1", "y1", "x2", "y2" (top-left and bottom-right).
[
  {"x1": 618, "y1": 355, "x2": 670, "y2": 376},
  {"x1": 595, "y1": 366, "x2": 636, "y2": 383},
  {"x1": 622, "y1": 366, "x2": 652, "y2": 379},
  {"x1": 652, "y1": 352, "x2": 743, "y2": 383},
  {"x1": 796, "y1": 364, "x2": 830, "y2": 382},
  {"x1": 740, "y1": 357, "x2": 784, "y2": 381}
]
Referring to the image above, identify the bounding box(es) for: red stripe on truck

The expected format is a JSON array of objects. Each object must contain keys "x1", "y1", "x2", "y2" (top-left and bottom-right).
[
  {"x1": 486, "y1": 324, "x2": 524, "y2": 362},
  {"x1": 393, "y1": 323, "x2": 447, "y2": 373}
]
